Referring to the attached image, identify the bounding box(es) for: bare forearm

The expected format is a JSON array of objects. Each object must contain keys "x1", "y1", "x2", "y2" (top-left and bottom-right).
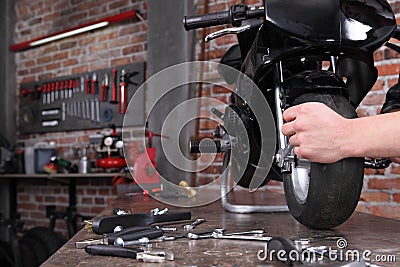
[
  {"x1": 282, "y1": 103, "x2": 400, "y2": 163},
  {"x1": 344, "y1": 112, "x2": 400, "y2": 159}
]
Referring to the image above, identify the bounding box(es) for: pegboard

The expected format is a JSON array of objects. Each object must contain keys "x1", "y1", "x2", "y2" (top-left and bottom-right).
[{"x1": 19, "y1": 62, "x2": 145, "y2": 134}]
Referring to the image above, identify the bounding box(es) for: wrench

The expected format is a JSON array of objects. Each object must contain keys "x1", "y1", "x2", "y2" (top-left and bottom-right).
[
  {"x1": 183, "y1": 218, "x2": 205, "y2": 230},
  {"x1": 212, "y1": 231, "x2": 271, "y2": 242}
]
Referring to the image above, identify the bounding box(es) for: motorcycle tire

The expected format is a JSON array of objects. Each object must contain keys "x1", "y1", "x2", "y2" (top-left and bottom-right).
[{"x1": 283, "y1": 93, "x2": 364, "y2": 229}]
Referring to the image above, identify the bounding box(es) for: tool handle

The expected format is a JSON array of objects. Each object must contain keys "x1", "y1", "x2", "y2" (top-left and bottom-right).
[
  {"x1": 85, "y1": 79, "x2": 90, "y2": 94},
  {"x1": 111, "y1": 68, "x2": 118, "y2": 103},
  {"x1": 118, "y1": 82, "x2": 127, "y2": 114},
  {"x1": 107, "y1": 226, "x2": 152, "y2": 244},
  {"x1": 100, "y1": 85, "x2": 106, "y2": 102},
  {"x1": 267, "y1": 237, "x2": 298, "y2": 264},
  {"x1": 85, "y1": 244, "x2": 143, "y2": 258},
  {"x1": 91, "y1": 80, "x2": 97, "y2": 95},
  {"x1": 119, "y1": 228, "x2": 163, "y2": 242}
]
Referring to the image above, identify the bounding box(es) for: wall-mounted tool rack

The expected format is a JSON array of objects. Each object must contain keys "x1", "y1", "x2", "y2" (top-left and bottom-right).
[{"x1": 19, "y1": 62, "x2": 145, "y2": 134}]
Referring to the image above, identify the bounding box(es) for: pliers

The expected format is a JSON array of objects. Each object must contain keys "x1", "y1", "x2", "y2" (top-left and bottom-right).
[{"x1": 85, "y1": 244, "x2": 174, "y2": 263}]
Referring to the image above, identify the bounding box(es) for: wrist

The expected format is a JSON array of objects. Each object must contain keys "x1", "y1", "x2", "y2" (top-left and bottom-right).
[{"x1": 340, "y1": 118, "x2": 363, "y2": 159}]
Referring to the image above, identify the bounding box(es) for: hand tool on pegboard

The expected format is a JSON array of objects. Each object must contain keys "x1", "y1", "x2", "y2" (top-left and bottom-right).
[
  {"x1": 55, "y1": 80, "x2": 59, "y2": 100},
  {"x1": 110, "y1": 68, "x2": 118, "y2": 104},
  {"x1": 100, "y1": 73, "x2": 109, "y2": 102},
  {"x1": 91, "y1": 73, "x2": 98, "y2": 95},
  {"x1": 118, "y1": 69, "x2": 140, "y2": 114},
  {"x1": 85, "y1": 74, "x2": 91, "y2": 94},
  {"x1": 19, "y1": 62, "x2": 145, "y2": 134}
]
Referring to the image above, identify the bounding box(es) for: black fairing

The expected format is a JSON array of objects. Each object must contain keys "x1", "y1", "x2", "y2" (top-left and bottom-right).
[{"x1": 264, "y1": 0, "x2": 396, "y2": 51}]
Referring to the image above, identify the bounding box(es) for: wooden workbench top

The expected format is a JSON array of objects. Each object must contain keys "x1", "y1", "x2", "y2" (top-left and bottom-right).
[{"x1": 41, "y1": 190, "x2": 399, "y2": 266}]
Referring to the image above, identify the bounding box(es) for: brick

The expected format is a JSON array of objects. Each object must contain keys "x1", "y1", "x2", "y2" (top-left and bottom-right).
[
  {"x1": 122, "y1": 44, "x2": 144, "y2": 54},
  {"x1": 18, "y1": 194, "x2": 29, "y2": 202},
  {"x1": 30, "y1": 66, "x2": 44, "y2": 74},
  {"x1": 37, "y1": 56, "x2": 52, "y2": 64},
  {"x1": 24, "y1": 60, "x2": 35, "y2": 67},
  {"x1": 18, "y1": 70, "x2": 29, "y2": 76},
  {"x1": 53, "y1": 188, "x2": 61, "y2": 194},
  {"x1": 132, "y1": 34, "x2": 147, "y2": 43},
  {"x1": 19, "y1": 203, "x2": 37, "y2": 210},
  {"x1": 95, "y1": 197, "x2": 105, "y2": 205},
  {"x1": 359, "y1": 191, "x2": 390, "y2": 202},
  {"x1": 63, "y1": 59, "x2": 79, "y2": 67},
  {"x1": 86, "y1": 188, "x2": 96, "y2": 195},
  {"x1": 371, "y1": 79, "x2": 384, "y2": 91},
  {"x1": 82, "y1": 197, "x2": 93, "y2": 204},
  {"x1": 394, "y1": 193, "x2": 400, "y2": 203},
  {"x1": 89, "y1": 62, "x2": 109, "y2": 71},
  {"x1": 368, "y1": 178, "x2": 400, "y2": 189},
  {"x1": 99, "y1": 188, "x2": 110, "y2": 195},
  {"x1": 45, "y1": 196, "x2": 56, "y2": 203},
  {"x1": 201, "y1": 164, "x2": 222, "y2": 174},
  {"x1": 109, "y1": 36, "x2": 130, "y2": 48},
  {"x1": 355, "y1": 205, "x2": 368, "y2": 213},
  {"x1": 53, "y1": 52, "x2": 69, "y2": 61},
  {"x1": 29, "y1": 17, "x2": 42, "y2": 26},
  {"x1": 213, "y1": 85, "x2": 231, "y2": 94},
  {"x1": 376, "y1": 63, "x2": 400, "y2": 76},
  {"x1": 360, "y1": 93, "x2": 385, "y2": 106},
  {"x1": 43, "y1": 45, "x2": 58, "y2": 54},
  {"x1": 364, "y1": 168, "x2": 385, "y2": 175},
  {"x1": 45, "y1": 62, "x2": 61, "y2": 71},
  {"x1": 199, "y1": 119, "x2": 218, "y2": 130},
  {"x1": 373, "y1": 50, "x2": 383, "y2": 61},
  {"x1": 110, "y1": 0, "x2": 129, "y2": 9},
  {"x1": 72, "y1": 65, "x2": 89, "y2": 74},
  {"x1": 390, "y1": 164, "x2": 400, "y2": 174},
  {"x1": 90, "y1": 206, "x2": 104, "y2": 214},
  {"x1": 89, "y1": 43, "x2": 108, "y2": 53},
  {"x1": 69, "y1": 12, "x2": 87, "y2": 23},
  {"x1": 368, "y1": 206, "x2": 400, "y2": 219},
  {"x1": 57, "y1": 196, "x2": 68, "y2": 203},
  {"x1": 71, "y1": 48, "x2": 86, "y2": 57},
  {"x1": 111, "y1": 58, "x2": 131, "y2": 66},
  {"x1": 60, "y1": 41, "x2": 77, "y2": 50}
]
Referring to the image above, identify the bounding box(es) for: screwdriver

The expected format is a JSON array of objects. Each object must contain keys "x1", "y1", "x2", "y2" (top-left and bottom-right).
[{"x1": 100, "y1": 73, "x2": 109, "y2": 102}]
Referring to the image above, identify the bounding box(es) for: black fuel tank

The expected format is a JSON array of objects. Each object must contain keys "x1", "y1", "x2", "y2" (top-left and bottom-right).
[{"x1": 264, "y1": 0, "x2": 396, "y2": 50}]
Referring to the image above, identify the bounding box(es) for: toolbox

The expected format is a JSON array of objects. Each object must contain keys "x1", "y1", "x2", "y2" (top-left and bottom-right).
[{"x1": 19, "y1": 62, "x2": 145, "y2": 134}]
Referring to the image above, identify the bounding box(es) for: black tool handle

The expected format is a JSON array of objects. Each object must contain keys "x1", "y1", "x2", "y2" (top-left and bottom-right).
[
  {"x1": 85, "y1": 244, "x2": 143, "y2": 258},
  {"x1": 267, "y1": 237, "x2": 298, "y2": 264},
  {"x1": 92, "y1": 212, "x2": 191, "y2": 234},
  {"x1": 107, "y1": 226, "x2": 153, "y2": 244},
  {"x1": 116, "y1": 228, "x2": 164, "y2": 243}
]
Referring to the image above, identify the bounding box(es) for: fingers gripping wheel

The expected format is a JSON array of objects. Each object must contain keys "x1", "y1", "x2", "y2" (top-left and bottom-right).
[{"x1": 283, "y1": 93, "x2": 364, "y2": 229}]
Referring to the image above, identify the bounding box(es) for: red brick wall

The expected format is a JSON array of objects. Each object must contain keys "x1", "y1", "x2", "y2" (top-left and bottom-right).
[{"x1": 14, "y1": 0, "x2": 147, "y2": 235}]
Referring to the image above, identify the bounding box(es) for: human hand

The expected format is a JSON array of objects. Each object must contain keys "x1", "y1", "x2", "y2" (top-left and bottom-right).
[{"x1": 281, "y1": 102, "x2": 352, "y2": 163}]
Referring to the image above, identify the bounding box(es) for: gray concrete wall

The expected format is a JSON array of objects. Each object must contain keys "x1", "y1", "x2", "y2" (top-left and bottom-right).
[
  {"x1": 147, "y1": 0, "x2": 197, "y2": 184},
  {"x1": 0, "y1": 0, "x2": 16, "y2": 241}
]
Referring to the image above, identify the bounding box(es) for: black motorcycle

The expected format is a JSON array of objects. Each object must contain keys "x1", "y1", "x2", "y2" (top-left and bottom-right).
[{"x1": 184, "y1": 0, "x2": 399, "y2": 228}]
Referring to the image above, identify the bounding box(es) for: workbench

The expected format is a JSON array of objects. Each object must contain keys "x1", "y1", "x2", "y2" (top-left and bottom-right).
[{"x1": 41, "y1": 190, "x2": 399, "y2": 266}]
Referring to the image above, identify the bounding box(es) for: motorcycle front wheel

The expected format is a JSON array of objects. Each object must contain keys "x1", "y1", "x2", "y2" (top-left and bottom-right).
[{"x1": 283, "y1": 93, "x2": 364, "y2": 229}]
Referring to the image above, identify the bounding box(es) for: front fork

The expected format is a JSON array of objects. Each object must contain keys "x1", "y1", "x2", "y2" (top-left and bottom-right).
[{"x1": 273, "y1": 61, "x2": 292, "y2": 172}]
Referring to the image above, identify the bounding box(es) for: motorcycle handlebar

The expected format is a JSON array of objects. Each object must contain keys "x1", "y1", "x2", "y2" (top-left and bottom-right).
[
  {"x1": 183, "y1": 11, "x2": 230, "y2": 31},
  {"x1": 183, "y1": 6, "x2": 264, "y2": 31}
]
